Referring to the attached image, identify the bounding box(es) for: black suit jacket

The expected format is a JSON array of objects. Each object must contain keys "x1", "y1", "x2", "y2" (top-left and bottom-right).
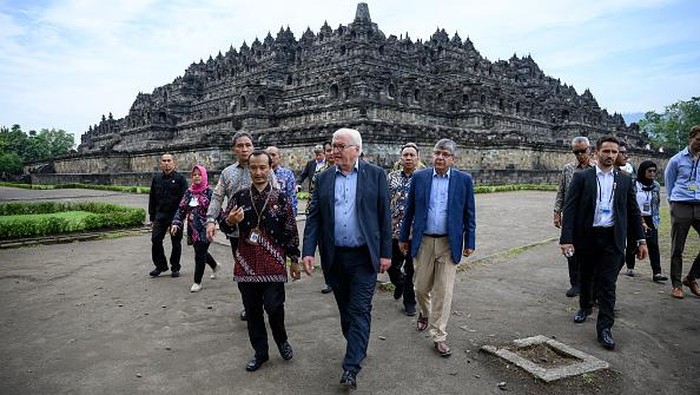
[
  {"x1": 560, "y1": 167, "x2": 644, "y2": 254},
  {"x1": 302, "y1": 161, "x2": 392, "y2": 272},
  {"x1": 297, "y1": 159, "x2": 320, "y2": 189}
]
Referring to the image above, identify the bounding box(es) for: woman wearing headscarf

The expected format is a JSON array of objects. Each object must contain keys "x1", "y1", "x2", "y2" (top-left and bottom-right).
[
  {"x1": 623, "y1": 160, "x2": 668, "y2": 282},
  {"x1": 172, "y1": 165, "x2": 220, "y2": 292}
]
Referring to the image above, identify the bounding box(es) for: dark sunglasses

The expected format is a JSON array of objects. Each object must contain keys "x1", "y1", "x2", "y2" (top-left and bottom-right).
[{"x1": 572, "y1": 149, "x2": 588, "y2": 155}]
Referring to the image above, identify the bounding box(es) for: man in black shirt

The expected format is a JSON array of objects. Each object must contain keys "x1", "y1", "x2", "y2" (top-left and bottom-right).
[{"x1": 148, "y1": 153, "x2": 188, "y2": 277}]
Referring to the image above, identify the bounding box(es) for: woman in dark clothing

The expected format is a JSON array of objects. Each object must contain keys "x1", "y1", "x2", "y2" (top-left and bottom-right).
[
  {"x1": 171, "y1": 165, "x2": 219, "y2": 292},
  {"x1": 624, "y1": 160, "x2": 668, "y2": 282}
]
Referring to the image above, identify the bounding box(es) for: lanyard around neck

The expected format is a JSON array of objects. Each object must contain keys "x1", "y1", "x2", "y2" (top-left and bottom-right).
[{"x1": 596, "y1": 173, "x2": 616, "y2": 204}]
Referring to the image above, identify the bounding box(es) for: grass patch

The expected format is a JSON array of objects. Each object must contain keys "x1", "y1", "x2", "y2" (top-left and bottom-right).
[
  {"x1": 0, "y1": 182, "x2": 150, "y2": 194},
  {"x1": 0, "y1": 201, "x2": 146, "y2": 239}
]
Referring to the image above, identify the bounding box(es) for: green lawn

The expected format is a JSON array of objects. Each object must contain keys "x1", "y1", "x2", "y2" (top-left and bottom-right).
[{"x1": 0, "y1": 211, "x2": 94, "y2": 223}]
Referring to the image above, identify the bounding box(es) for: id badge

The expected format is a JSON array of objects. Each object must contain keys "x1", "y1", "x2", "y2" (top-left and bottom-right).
[
  {"x1": 599, "y1": 202, "x2": 612, "y2": 215},
  {"x1": 689, "y1": 184, "x2": 699, "y2": 192},
  {"x1": 188, "y1": 197, "x2": 199, "y2": 207},
  {"x1": 642, "y1": 203, "x2": 651, "y2": 212},
  {"x1": 247, "y1": 228, "x2": 261, "y2": 244}
]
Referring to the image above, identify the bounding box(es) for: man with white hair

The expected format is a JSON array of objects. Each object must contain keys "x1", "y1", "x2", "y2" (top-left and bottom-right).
[{"x1": 302, "y1": 128, "x2": 392, "y2": 390}]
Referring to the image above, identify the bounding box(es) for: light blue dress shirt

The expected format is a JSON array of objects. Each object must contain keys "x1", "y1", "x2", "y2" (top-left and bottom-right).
[
  {"x1": 334, "y1": 161, "x2": 365, "y2": 247},
  {"x1": 425, "y1": 168, "x2": 450, "y2": 235},
  {"x1": 665, "y1": 147, "x2": 700, "y2": 202}
]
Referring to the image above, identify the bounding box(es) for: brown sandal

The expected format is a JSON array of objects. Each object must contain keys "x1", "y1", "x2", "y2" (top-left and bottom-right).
[{"x1": 416, "y1": 314, "x2": 428, "y2": 332}]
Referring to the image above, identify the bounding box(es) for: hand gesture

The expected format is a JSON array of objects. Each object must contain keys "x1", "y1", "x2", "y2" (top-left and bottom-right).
[{"x1": 226, "y1": 205, "x2": 245, "y2": 225}]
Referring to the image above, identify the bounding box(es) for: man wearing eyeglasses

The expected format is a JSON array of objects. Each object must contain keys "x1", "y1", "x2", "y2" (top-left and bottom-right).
[
  {"x1": 399, "y1": 138, "x2": 476, "y2": 358},
  {"x1": 302, "y1": 128, "x2": 392, "y2": 391},
  {"x1": 554, "y1": 136, "x2": 594, "y2": 297},
  {"x1": 615, "y1": 142, "x2": 636, "y2": 176}
]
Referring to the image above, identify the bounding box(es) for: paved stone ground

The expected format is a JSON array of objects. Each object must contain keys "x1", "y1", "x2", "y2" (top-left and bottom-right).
[{"x1": 1, "y1": 187, "x2": 699, "y2": 394}]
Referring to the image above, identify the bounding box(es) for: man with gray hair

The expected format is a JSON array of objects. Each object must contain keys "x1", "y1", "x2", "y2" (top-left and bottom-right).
[
  {"x1": 554, "y1": 136, "x2": 594, "y2": 297},
  {"x1": 399, "y1": 138, "x2": 476, "y2": 358}
]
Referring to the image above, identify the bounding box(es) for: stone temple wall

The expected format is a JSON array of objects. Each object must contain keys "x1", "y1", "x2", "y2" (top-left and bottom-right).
[{"x1": 32, "y1": 3, "x2": 661, "y2": 185}]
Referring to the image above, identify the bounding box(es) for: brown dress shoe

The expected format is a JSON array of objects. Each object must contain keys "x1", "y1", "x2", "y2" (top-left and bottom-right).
[
  {"x1": 671, "y1": 287, "x2": 684, "y2": 299},
  {"x1": 682, "y1": 276, "x2": 700, "y2": 296}
]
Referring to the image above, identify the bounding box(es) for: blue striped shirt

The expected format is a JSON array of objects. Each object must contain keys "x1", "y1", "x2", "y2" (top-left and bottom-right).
[
  {"x1": 334, "y1": 161, "x2": 365, "y2": 247},
  {"x1": 425, "y1": 168, "x2": 450, "y2": 235}
]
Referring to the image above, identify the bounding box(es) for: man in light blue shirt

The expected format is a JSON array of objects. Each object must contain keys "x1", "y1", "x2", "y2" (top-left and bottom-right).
[{"x1": 664, "y1": 125, "x2": 700, "y2": 299}]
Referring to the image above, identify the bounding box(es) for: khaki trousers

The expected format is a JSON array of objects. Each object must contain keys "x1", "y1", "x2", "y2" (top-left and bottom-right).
[{"x1": 414, "y1": 235, "x2": 457, "y2": 342}]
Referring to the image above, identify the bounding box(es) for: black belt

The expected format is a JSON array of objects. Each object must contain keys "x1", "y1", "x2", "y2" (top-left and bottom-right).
[
  {"x1": 335, "y1": 245, "x2": 368, "y2": 252},
  {"x1": 424, "y1": 233, "x2": 448, "y2": 238},
  {"x1": 591, "y1": 227, "x2": 614, "y2": 234}
]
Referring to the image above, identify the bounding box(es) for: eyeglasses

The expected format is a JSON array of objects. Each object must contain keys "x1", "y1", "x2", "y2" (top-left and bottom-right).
[
  {"x1": 433, "y1": 151, "x2": 453, "y2": 158},
  {"x1": 331, "y1": 143, "x2": 357, "y2": 151},
  {"x1": 620, "y1": 152, "x2": 629, "y2": 157},
  {"x1": 572, "y1": 149, "x2": 588, "y2": 156}
]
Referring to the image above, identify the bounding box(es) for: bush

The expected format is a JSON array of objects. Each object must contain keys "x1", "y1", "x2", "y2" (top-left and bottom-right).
[
  {"x1": 0, "y1": 201, "x2": 146, "y2": 239},
  {"x1": 0, "y1": 182, "x2": 150, "y2": 194}
]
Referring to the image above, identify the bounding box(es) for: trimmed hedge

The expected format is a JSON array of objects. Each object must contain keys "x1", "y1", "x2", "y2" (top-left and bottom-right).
[
  {"x1": 474, "y1": 184, "x2": 557, "y2": 193},
  {"x1": 0, "y1": 201, "x2": 146, "y2": 239},
  {"x1": 0, "y1": 182, "x2": 150, "y2": 194}
]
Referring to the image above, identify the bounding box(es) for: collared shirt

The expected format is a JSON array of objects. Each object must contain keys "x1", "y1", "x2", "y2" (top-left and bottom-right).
[
  {"x1": 274, "y1": 166, "x2": 298, "y2": 217},
  {"x1": 334, "y1": 161, "x2": 365, "y2": 247},
  {"x1": 387, "y1": 169, "x2": 414, "y2": 239},
  {"x1": 593, "y1": 166, "x2": 616, "y2": 228},
  {"x1": 425, "y1": 168, "x2": 451, "y2": 235},
  {"x1": 665, "y1": 147, "x2": 700, "y2": 202},
  {"x1": 206, "y1": 162, "x2": 251, "y2": 225},
  {"x1": 554, "y1": 160, "x2": 594, "y2": 213},
  {"x1": 315, "y1": 158, "x2": 326, "y2": 172}
]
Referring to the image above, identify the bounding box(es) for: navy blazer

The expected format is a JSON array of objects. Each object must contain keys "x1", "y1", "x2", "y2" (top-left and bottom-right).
[
  {"x1": 302, "y1": 161, "x2": 392, "y2": 272},
  {"x1": 399, "y1": 167, "x2": 476, "y2": 264},
  {"x1": 560, "y1": 167, "x2": 644, "y2": 254}
]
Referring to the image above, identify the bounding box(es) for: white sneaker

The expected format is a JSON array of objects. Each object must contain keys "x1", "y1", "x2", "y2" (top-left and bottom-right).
[
  {"x1": 190, "y1": 283, "x2": 202, "y2": 292},
  {"x1": 210, "y1": 265, "x2": 218, "y2": 279}
]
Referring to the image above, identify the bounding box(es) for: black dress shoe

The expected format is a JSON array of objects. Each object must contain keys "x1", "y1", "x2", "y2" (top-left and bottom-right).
[
  {"x1": 598, "y1": 328, "x2": 616, "y2": 350},
  {"x1": 573, "y1": 309, "x2": 591, "y2": 323},
  {"x1": 245, "y1": 355, "x2": 269, "y2": 371},
  {"x1": 404, "y1": 305, "x2": 417, "y2": 316},
  {"x1": 340, "y1": 370, "x2": 357, "y2": 390},
  {"x1": 170, "y1": 271, "x2": 180, "y2": 278},
  {"x1": 278, "y1": 340, "x2": 293, "y2": 360},
  {"x1": 653, "y1": 273, "x2": 668, "y2": 282},
  {"x1": 239, "y1": 309, "x2": 247, "y2": 321},
  {"x1": 565, "y1": 286, "x2": 580, "y2": 297},
  {"x1": 321, "y1": 284, "x2": 333, "y2": 294},
  {"x1": 149, "y1": 269, "x2": 164, "y2": 277}
]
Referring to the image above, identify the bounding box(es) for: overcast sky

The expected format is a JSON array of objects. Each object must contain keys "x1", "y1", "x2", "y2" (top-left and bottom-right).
[{"x1": 1, "y1": 0, "x2": 698, "y2": 140}]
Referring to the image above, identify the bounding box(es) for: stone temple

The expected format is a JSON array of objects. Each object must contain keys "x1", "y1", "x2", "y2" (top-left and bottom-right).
[{"x1": 40, "y1": 3, "x2": 658, "y2": 185}]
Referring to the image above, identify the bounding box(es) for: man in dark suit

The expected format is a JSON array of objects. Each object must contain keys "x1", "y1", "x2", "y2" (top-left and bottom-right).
[
  {"x1": 560, "y1": 136, "x2": 648, "y2": 350},
  {"x1": 296, "y1": 144, "x2": 325, "y2": 192},
  {"x1": 399, "y1": 138, "x2": 476, "y2": 358},
  {"x1": 302, "y1": 128, "x2": 392, "y2": 391}
]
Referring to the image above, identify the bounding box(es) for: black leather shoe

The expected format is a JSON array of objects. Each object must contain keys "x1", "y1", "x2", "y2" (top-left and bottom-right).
[
  {"x1": 652, "y1": 273, "x2": 668, "y2": 282},
  {"x1": 565, "y1": 286, "x2": 580, "y2": 297},
  {"x1": 170, "y1": 271, "x2": 180, "y2": 278},
  {"x1": 278, "y1": 341, "x2": 293, "y2": 360},
  {"x1": 149, "y1": 269, "x2": 164, "y2": 277},
  {"x1": 239, "y1": 309, "x2": 247, "y2": 321},
  {"x1": 404, "y1": 305, "x2": 417, "y2": 316},
  {"x1": 321, "y1": 284, "x2": 333, "y2": 294},
  {"x1": 598, "y1": 328, "x2": 616, "y2": 350},
  {"x1": 340, "y1": 370, "x2": 357, "y2": 390},
  {"x1": 245, "y1": 355, "x2": 269, "y2": 371},
  {"x1": 573, "y1": 309, "x2": 591, "y2": 323}
]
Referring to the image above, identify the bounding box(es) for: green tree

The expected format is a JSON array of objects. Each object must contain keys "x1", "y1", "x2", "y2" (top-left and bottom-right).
[
  {"x1": 0, "y1": 125, "x2": 74, "y2": 163},
  {"x1": 639, "y1": 97, "x2": 700, "y2": 153},
  {"x1": 0, "y1": 152, "x2": 23, "y2": 174}
]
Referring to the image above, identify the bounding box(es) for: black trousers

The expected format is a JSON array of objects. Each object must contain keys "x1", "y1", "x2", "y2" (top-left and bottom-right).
[
  {"x1": 151, "y1": 220, "x2": 182, "y2": 272},
  {"x1": 624, "y1": 216, "x2": 662, "y2": 274},
  {"x1": 579, "y1": 227, "x2": 620, "y2": 335},
  {"x1": 237, "y1": 282, "x2": 287, "y2": 358},
  {"x1": 387, "y1": 239, "x2": 416, "y2": 308},
  {"x1": 327, "y1": 245, "x2": 376, "y2": 373},
  {"x1": 193, "y1": 240, "x2": 217, "y2": 284},
  {"x1": 567, "y1": 255, "x2": 580, "y2": 288}
]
